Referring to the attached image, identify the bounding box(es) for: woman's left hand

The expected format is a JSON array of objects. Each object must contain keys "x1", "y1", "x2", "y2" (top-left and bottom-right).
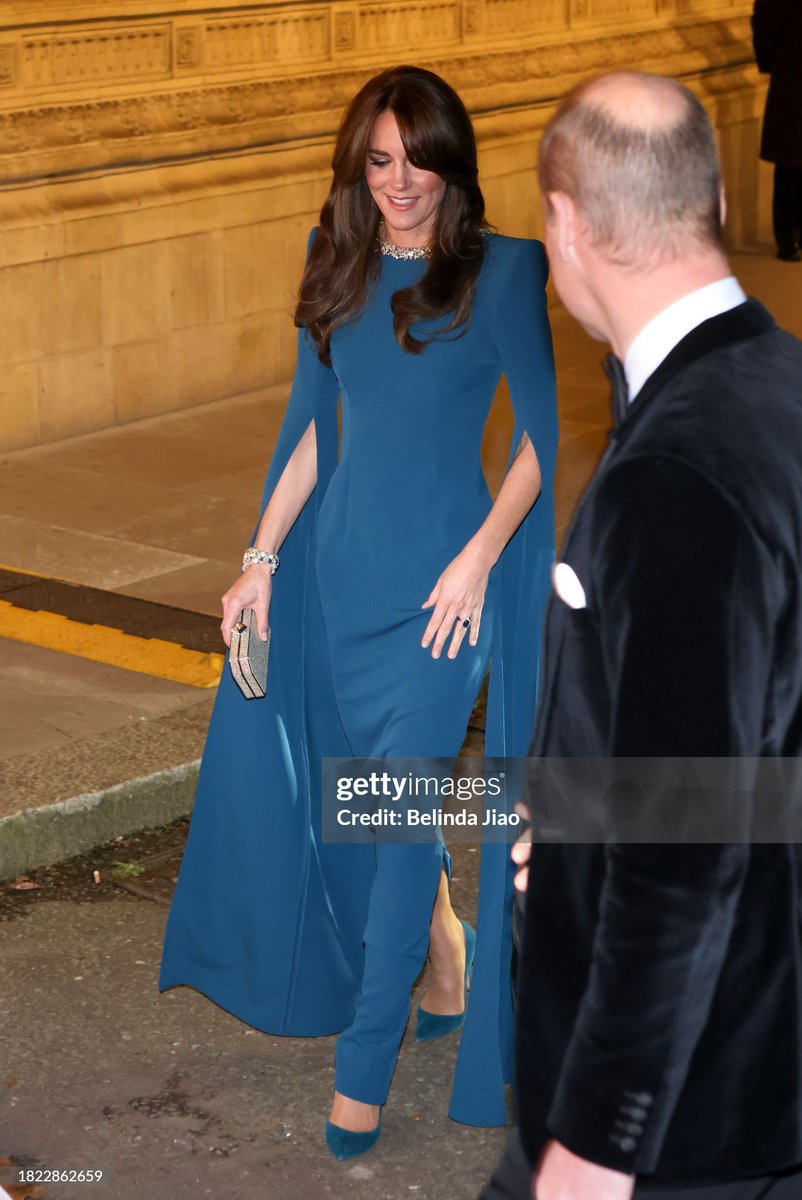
[{"x1": 421, "y1": 543, "x2": 493, "y2": 659}]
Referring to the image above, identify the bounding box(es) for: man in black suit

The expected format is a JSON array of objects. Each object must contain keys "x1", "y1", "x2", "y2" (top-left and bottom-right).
[
  {"x1": 752, "y1": 0, "x2": 802, "y2": 261},
  {"x1": 478, "y1": 72, "x2": 802, "y2": 1199}
]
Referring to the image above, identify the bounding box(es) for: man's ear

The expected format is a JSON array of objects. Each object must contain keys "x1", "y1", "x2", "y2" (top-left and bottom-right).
[
  {"x1": 546, "y1": 191, "x2": 580, "y2": 262},
  {"x1": 719, "y1": 186, "x2": 727, "y2": 230}
]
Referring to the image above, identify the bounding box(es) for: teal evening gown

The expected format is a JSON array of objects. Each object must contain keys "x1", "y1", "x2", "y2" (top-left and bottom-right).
[{"x1": 159, "y1": 229, "x2": 558, "y2": 1126}]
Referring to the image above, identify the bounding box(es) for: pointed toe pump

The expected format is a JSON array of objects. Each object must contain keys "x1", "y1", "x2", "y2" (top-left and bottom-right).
[
  {"x1": 415, "y1": 919, "x2": 476, "y2": 1044},
  {"x1": 325, "y1": 1112, "x2": 383, "y2": 1161}
]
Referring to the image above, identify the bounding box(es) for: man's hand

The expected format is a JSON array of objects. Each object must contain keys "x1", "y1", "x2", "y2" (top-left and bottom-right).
[
  {"x1": 511, "y1": 802, "x2": 532, "y2": 892},
  {"x1": 533, "y1": 1141, "x2": 635, "y2": 1200}
]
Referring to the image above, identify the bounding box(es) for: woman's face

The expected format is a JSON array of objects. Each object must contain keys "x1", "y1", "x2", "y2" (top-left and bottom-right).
[{"x1": 365, "y1": 109, "x2": 447, "y2": 247}]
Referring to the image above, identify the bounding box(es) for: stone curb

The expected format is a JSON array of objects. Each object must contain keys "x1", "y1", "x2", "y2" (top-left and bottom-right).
[{"x1": 0, "y1": 761, "x2": 199, "y2": 882}]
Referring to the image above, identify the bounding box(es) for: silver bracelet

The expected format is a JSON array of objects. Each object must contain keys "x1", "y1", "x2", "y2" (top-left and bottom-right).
[{"x1": 242, "y1": 547, "x2": 279, "y2": 574}]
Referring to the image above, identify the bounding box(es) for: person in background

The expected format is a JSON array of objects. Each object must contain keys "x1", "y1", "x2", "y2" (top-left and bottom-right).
[
  {"x1": 479, "y1": 70, "x2": 802, "y2": 1200},
  {"x1": 752, "y1": 0, "x2": 802, "y2": 261}
]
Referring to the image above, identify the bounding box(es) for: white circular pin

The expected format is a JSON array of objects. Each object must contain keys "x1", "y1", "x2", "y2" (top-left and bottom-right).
[{"x1": 552, "y1": 561, "x2": 587, "y2": 610}]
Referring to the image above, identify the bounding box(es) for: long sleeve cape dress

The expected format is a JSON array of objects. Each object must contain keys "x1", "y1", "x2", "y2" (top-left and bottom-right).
[{"x1": 159, "y1": 229, "x2": 558, "y2": 1127}]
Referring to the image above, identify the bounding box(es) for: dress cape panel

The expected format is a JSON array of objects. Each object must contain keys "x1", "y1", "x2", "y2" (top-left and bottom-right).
[
  {"x1": 159, "y1": 310, "x2": 375, "y2": 1034},
  {"x1": 449, "y1": 235, "x2": 557, "y2": 1124}
]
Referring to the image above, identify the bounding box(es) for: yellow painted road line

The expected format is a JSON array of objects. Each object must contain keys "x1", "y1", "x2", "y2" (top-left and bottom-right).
[
  {"x1": 0, "y1": 561, "x2": 52, "y2": 580},
  {"x1": 0, "y1": 600, "x2": 224, "y2": 689}
]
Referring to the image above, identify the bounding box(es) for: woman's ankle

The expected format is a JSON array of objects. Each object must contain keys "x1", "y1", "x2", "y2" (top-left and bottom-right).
[
  {"x1": 329, "y1": 1091, "x2": 381, "y2": 1131},
  {"x1": 428, "y1": 910, "x2": 464, "y2": 967}
]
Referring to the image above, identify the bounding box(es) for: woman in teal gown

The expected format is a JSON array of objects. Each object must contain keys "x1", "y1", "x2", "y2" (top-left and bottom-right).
[{"x1": 159, "y1": 64, "x2": 557, "y2": 1156}]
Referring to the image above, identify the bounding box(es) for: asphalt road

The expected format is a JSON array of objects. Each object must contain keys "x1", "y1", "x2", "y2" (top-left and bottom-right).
[{"x1": 1, "y1": 837, "x2": 509, "y2": 1200}]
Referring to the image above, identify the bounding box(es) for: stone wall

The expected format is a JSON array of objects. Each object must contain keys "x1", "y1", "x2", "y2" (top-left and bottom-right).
[{"x1": 0, "y1": 0, "x2": 767, "y2": 451}]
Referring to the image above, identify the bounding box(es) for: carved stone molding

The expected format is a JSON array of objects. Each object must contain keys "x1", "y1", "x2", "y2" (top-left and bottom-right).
[
  {"x1": 333, "y1": 9, "x2": 358, "y2": 51},
  {"x1": 0, "y1": 45, "x2": 17, "y2": 88},
  {"x1": 175, "y1": 26, "x2": 204, "y2": 70},
  {"x1": 0, "y1": 9, "x2": 754, "y2": 188},
  {"x1": 19, "y1": 27, "x2": 172, "y2": 92},
  {"x1": 464, "y1": 0, "x2": 484, "y2": 35},
  {"x1": 0, "y1": 0, "x2": 752, "y2": 109}
]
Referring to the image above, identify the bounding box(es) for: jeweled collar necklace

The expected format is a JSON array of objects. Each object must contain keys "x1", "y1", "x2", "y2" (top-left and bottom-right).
[
  {"x1": 379, "y1": 241, "x2": 431, "y2": 260},
  {"x1": 377, "y1": 222, "x2": 432, "y2": 260}
]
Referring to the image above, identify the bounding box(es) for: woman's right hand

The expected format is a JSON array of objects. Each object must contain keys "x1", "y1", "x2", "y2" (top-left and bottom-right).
[{"x1": 220, "y1": 564, "x2": 273, "y2": 648}]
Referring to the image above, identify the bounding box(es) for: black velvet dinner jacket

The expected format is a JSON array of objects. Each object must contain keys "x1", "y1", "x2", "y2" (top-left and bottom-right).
[{"x1": 516, "y1": 301, "x2": 802, "y2": 1184}]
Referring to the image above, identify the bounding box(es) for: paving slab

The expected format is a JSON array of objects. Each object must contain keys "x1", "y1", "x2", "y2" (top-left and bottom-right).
[
  {"x1": 0, "y1": 515, "x2": 205, "y2": 592},
  {"x1": 0, "y1": 680, "x2": 211, "y2": 879}
]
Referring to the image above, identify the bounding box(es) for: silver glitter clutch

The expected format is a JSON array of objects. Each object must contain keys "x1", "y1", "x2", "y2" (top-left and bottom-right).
[{"x1": 228, "y1": 607, "x2": 270, "y2": 699}]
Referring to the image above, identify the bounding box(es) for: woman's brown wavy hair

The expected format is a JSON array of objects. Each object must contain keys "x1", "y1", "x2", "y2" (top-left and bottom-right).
[{"x1": 295, "y1": 65, "x2": 488, "y2": 364}]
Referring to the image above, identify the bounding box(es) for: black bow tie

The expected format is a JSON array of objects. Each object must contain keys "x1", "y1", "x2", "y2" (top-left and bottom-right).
[{"x1": 603, "y1": 354, "x2": 629, "y2": 428}]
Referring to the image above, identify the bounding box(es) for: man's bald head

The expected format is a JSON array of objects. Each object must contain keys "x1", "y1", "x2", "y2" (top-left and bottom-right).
[{"x1": 539, "y1": 72, "x2": 723, "y2": 266}]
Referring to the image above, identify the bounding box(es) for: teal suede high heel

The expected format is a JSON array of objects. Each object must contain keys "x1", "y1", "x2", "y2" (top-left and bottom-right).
[
  {"x1": 415, "y1": 919, "x2": 476, "y2": 1043},
  {"x1": 325, "y1": 1111, "x2": 382, "y2": 1161}
]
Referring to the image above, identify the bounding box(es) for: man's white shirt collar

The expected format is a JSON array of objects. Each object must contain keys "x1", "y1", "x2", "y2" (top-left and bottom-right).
[{"x1": 624, "y1": 277, "x2": 747, "y2": 402}]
